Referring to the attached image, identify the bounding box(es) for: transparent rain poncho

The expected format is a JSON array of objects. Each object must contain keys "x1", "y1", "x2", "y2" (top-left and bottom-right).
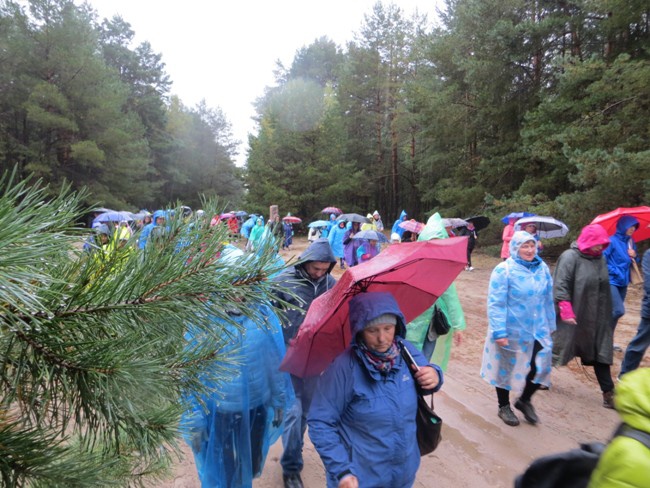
[{"x1": 181, "y1": 302, "x2": 293, "y2": 488}]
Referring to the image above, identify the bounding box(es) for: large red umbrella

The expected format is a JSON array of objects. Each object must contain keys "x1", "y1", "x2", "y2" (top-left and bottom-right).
[
  {"x1": 591, "y1": 206, "x2": 650, "y2": 243},
  {"x1": 279, "y1": 237, "x2": 468, "y2": 378}
]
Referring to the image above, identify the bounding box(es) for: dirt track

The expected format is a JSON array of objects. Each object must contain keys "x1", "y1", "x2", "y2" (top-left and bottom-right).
[{"x1": 160, "y1": 237, "x2": 647, "y2": 488}]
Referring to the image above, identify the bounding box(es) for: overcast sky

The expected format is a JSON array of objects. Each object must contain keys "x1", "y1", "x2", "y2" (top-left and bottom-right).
[{"x1": 85, "y1": 1, "x2": 444, "y2": 165}]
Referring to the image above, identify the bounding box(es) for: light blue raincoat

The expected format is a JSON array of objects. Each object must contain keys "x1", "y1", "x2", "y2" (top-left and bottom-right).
[
  {"x1": 327, "y1": 221, "x2": 347, "y2": 259},
  {"x1": 181, "y1": 246, "x2": 293, "y2": 488},
  {"x1": 480, "y1": 231, "x2": 556, "y2": 391}
]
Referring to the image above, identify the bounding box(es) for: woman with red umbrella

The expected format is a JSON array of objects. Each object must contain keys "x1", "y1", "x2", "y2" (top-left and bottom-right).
[{"x1": 307, "y1": 292, "x2": 442, "y2": 488}]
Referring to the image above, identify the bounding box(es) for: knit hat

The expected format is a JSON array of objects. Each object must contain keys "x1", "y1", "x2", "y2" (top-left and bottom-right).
[{"x1": 365, "y1": 313, "x2": 397, "y2": 328}]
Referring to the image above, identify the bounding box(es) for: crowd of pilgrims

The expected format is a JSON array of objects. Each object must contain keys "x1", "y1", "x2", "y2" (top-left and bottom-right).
[{"x1": 82, "y1": 205, "x2": 649, "y2": 488}]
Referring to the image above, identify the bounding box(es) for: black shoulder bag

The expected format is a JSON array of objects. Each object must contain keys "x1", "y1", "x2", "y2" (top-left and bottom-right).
[
  {"x1": 399, "y1": 341, "x2": 443, "y2": 456},
  {"x1": 429, "y1": 304, "x2": 451, "y2": 336}
]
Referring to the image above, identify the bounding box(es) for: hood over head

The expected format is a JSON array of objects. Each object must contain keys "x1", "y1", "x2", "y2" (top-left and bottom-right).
[
  {"x1": 373, "y1": 210, "x2": 380, "y2": 217},
  {"x1": 418, "y1": 212, "x2": 448, "y2": 241},
  {"x1": 366, "y1": 213, "x2": 373, "y2": 220},
  {"x1": 298, "y1": 238, "x2": 336, "y2": 273},
  {"x1": 349, "y1": 292, "x2": 406, "y2": 341},
  {"x1": 152, "y1": 209, "x2": 167, "y2": 223},
  {"x1": 94, "y1": 224, "x2": 110, "y2": 236},
  {"x1": 399, "y1": 210, "x2": 407, "y2": 221},
  {"x1": 509, "y1": 230, "x2": 538, "y2": 259},
  {"x1": 614, "y1": 368, "x2": 650, "y2": 433},
  {"x1": 616, "y1": 215, "x2": 639, "y2": 235},
  {"x1": 576, "y1": 224, "x2": 610, "y2": 253}
]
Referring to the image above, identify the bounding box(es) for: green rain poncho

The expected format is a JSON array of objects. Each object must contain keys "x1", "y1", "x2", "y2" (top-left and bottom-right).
[{"x1": 405, "y1": 212, "x2": 466, "y2": 370}]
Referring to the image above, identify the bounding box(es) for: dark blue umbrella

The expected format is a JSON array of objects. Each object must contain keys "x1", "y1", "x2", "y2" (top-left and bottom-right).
[
  {"x1": 234, "y1": 210, "x2": 248, "y2": 217},
  {"x1": 501, "y1": 212, "x2": 535, "y2": 224}
]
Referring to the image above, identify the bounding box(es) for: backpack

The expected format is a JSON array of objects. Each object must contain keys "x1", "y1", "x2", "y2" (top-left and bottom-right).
[{"x1": 514, "y1": 424, "x2": 650, "y2": 488}]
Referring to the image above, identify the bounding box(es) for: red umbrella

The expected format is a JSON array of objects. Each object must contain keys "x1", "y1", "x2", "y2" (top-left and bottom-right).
[
  {"x1": 279, "y1": 237, "x2": 468, "y2": 378},
  {"x1": 591, "y1": 206, "x2": 650, "y2": 243},
  {"x1": 321, "y1": 206, "x2": 343, "y2": 215},
  {"x1": 398, "y1": 219, "x2": 425, "y2": 234},
  {"x1": 282, "y1": 215, "x2": 302, "y2": 224}
]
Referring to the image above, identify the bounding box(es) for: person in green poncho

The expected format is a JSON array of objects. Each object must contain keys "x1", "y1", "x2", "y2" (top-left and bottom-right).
[{"x1": 405, "y1": 212, "x2": 466, "y2": 371}]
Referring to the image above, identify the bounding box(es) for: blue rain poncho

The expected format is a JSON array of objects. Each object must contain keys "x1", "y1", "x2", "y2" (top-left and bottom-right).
[
  {"x1": 480, "y1": 231, "x2": 556, "y2": 391},
  {"x1": 182, "y1": 303, "x2": 293, "y2": 488},
  {"x1": 181, "y1": 247, "x2": 293, "y2": 487},
  {"x1": 138, "y1": 209, "x2": 169, "y2": 249}
]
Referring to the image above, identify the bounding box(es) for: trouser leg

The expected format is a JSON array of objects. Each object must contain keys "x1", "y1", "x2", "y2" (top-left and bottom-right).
[
  {"x1": 592, "y1": 362, "x2": 615, "y2": 393},
  {"x1": 620, "y1": 317, "x2": 650, "y2": 375}
]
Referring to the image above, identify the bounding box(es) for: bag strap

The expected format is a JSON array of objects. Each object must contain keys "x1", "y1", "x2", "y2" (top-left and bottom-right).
[
  {"x1": 613, "y1": 423, "x2": 650, "y2": 449},
  {"x1": 398, "y1": 340, "x2": 435, "y2": 409}
]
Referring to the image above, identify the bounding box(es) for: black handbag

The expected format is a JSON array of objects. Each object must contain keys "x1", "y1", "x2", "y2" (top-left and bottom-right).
[
  {"x1": 430, "y1": 305, "x2": 451, "y2": 336},
  {"x1": 399, "y1": 342, "x2": 443, "y2": 456}
]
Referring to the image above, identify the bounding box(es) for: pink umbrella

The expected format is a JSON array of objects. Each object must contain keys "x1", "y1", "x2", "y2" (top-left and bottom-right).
[
  {"x1": 591, "y1": 206, "x2": 650, "y2": 243},
  {"x1": 398, "y1": 219, "x2": 425, "y2": 234},
  {"x1": 321, "y1": 206, "x2": 343, "y2": 215},
  {"x1": 282, "y1": 215, "x2": 302, "y2": 224},
  {"x1": 280, "y1": 237, "x2": 468, "y2": 378}
]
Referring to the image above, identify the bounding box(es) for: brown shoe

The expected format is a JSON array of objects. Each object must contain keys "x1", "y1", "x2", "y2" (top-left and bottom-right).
[{"x1": 602, "y1": 391, "x2": 615, "y2": 409}]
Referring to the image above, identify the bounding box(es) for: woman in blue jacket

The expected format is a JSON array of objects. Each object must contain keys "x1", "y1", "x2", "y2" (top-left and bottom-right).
[{"x1": 308, "y1": 292, "x2": 443, "y2": 488}]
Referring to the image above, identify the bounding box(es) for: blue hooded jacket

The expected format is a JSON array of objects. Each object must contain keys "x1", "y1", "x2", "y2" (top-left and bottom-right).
[
  {"x1": 138, "y1": 210, "x2": 168, "y2": 249},
  {"x1": 272, "y1": 238, "x2": 337, "y2": 344},
  {"x1": 391, "y1": 210, "x2": 408, "y2": 238},
  {"x1": 240, "y1": 215, "x2": 257, "y2": 239},
  {"x1": 327, "y1": 221, "x2": 347, "y2": 259},
  {"x1": 308, "y1": 292, "x2": 443, "y2": 488},
  {"x1": 603, "y1": 215, "x2": 639, "y2": 287}
]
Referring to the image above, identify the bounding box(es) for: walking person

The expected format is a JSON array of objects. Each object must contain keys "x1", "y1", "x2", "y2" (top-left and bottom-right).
[
  {"x1": 500, "y1": 217, "x2": 517, "y2": 260},
  {"x1": 182, "y1": 296, "x2": 292, "y2": 488},
  {"x1": 272, "y1": 239, "x2": 337, "y2": 488},
  {"x1": 308, "y1": 292, "x2": 443, "y2": 488},
  {"x1": 406, "y1": 213, "x2": 466, "y2": 372},
  {"x1": 391, "y1": 210, "x2": 408, "y2": 242},
  {"x1": 619, "y1": 248, "x2": 650, "y2": 376},
  {"x1": 603, "y1": 216, "x2": 639, "y2": 337},
  {"x1": 481, "y1": 231, "x2": 555, "y2": 426},
  {"x1": 328, "y1": 219, "x2": 347, "y2": 269},
  {"x1": 457, "y1": 222, "x2": 478, "y2": 270},
  {"x1": 342, "y1": 221, "x2": 362, "y2": 268},
  {"x1": 552, "y1": 224, "x2": 616, "y2": 408}
]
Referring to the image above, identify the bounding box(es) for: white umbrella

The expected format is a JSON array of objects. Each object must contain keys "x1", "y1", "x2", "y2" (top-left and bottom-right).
[
  {"x1": 442, "y1": 218, "x2": 469, "y2": 229},
  {"x1": 515, "y1": 216, "x2": 569, "y2": 239}
]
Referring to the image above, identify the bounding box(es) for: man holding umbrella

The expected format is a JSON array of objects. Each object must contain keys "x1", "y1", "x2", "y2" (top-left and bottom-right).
[{"x1": 272, "y1": 238, "x2": 337, "y2": 488}]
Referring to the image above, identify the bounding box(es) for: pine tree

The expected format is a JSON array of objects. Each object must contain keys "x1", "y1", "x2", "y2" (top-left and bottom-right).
[{"x1": 0, "y1": 170, "x2": 285, "y2": 487}]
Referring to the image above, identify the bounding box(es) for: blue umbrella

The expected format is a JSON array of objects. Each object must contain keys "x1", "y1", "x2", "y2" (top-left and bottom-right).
[
  {"x1": 308, "y1": 220, "x2": 330, "y2": 228},
  {"x1": 501, "y1": 212, "x2": 535, "y2": 224},
  {"x1": 352, "y1": 229, "x2": 389, "y2": 243},
  {"x1": 93, "y1": 210, "x2": 136, "y2": 224},
  {"x1": 234, "y1": 210, "x2": 248, "y2": 217}
]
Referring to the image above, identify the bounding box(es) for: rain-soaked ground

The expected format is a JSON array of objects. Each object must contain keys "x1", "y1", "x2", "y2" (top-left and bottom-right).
[{"x1": 158, "y1": 236, "x2": 647, "y2": 488}]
